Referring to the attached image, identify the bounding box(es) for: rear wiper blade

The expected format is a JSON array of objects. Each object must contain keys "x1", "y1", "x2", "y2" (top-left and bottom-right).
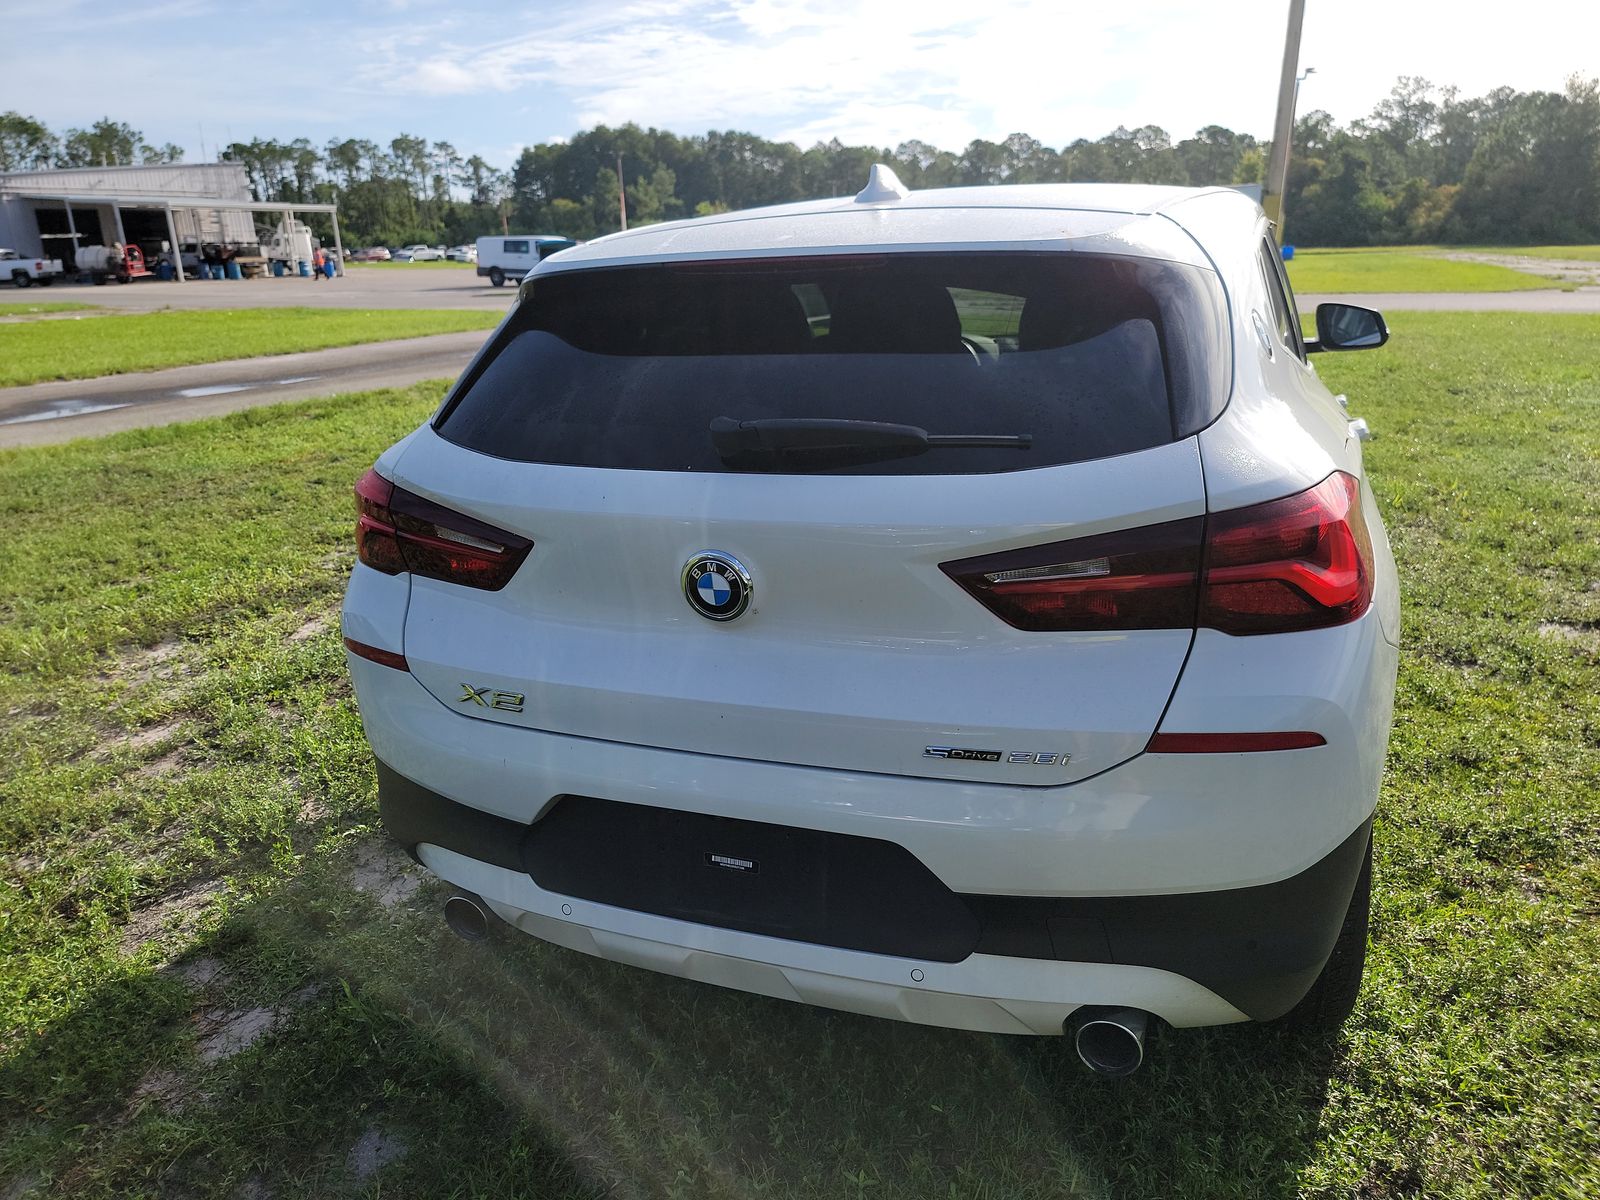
[{"x1": 710, "y1": 416, "x2": 1032, "y2": 460}]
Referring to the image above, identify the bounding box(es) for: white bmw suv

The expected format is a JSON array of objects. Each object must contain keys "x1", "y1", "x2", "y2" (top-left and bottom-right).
[{"x1": 342, "y1": 170, "x2": 1399, "y2": 1075}]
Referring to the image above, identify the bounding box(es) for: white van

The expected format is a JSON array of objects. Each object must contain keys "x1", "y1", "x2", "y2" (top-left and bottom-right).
[{"x1": 475, "y1": 235, "x2": 578, "y2": 287}]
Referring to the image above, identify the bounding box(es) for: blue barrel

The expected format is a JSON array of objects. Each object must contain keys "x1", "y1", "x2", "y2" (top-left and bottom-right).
[
  {"x1": 156, "y1": 261, "x2": 173, "y2": 281},
  {"x1": 197, "y1": 263, "x2": 211, "y2": 280},
  {"x1": 272, "y1": 260, "x2": 285, "y2": 277},
  {"x1": 298, "y1": 260, "x2": 311, "y2": 277},
  {"x1": 1281, "y1": 244, "x2": 1295, "y2": 261},
  {"x1": 226, "y1": 261, "x2": 242, "y2": 280}
]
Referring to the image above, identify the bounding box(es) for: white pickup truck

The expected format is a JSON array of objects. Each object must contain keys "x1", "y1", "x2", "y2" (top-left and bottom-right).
[{"x1": 1, "y1": 248, "x2": 65, "y2": 287}]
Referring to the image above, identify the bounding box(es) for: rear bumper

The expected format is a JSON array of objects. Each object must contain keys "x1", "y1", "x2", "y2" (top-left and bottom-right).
[{"x1": 378, "y1": 759, "x2": 1370, "y2": 1024}]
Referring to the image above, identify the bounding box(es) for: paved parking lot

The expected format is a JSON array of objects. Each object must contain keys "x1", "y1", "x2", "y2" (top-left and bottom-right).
[{"x1": 19, "y1": 265, "x2": 511, "y2": 312}]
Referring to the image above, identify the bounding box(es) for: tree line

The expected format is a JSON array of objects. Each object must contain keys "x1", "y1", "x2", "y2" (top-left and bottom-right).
[{"x1": 2, "y1": 75, "x2": 1596, "y2": 248}]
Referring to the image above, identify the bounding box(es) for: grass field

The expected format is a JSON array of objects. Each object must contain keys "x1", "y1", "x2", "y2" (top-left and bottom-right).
[
  {"x1": 0, "y1": 309, "x2": 502, "y2": 388},
  {"x1": 1, "y1": 313, "x2": 1598, "y2": 1197},
  {"x1": 1285, "y1": 249, "x2": 1562, "y2": 293},
  {"x1": 0, "y1": 301, "x2": 97, "y2": 318}
]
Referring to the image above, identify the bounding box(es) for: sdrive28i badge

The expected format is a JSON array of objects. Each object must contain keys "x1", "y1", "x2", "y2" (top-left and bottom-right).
[{"x1": 924, "y1": 746, "x2": 1071, "y2": 765}]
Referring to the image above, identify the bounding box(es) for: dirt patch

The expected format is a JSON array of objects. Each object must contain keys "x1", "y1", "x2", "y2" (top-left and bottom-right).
[
  {"x1": 346, "y1": 838, "x2": 425, "y2": 909},
  {"x1": 103, "y1": 637, "x2": 188, "y2": 687},
  {"x1": 346, "y1": 1125, "x2": 407, "y2": 1181},
  {"x1": 1537, "y1": 621, "x2": 1600, "y2": 650},
  {"x1": 138, "y1": 747, "x2": 187, "y2": 778},
  {"x1": 167, "y1": 954, "x2": 229, "y2": 990},
  {"x1": 1434, "y1": 251, "x2": 1600, "y2": 286},
  {"x1": 127, "y1": 721, "x2": 183, "y2": 750},
  {"x1": 297, "y1": 789, "x2": 330, "y2": 822},
  {"x1": 120, "y1": 879, "x2": 223, "y2": 954},
  {"x1": 289, "y1": 613, "x2": 332, "y2": 643},
  {"x1": 93, "y1": 718, "x2": 190, "y2": 764},
  {"x1": 195, "y1": 1006, "x2": 279, "y2": 1062},
  {"x1": 194, "y1": 985, "x2": 320, "y2": 1063},
  {"x1": 131, "y1": 1066, "x2": 189, "y2": 1110}
]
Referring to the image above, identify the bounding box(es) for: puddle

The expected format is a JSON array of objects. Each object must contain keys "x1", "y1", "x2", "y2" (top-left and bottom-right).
[
  {"x1": 0, "y1": 398, "x2": 132, "y2": 425},
  {"x1": 175, "y1": 384, "x2": 252, "y2": 398}
]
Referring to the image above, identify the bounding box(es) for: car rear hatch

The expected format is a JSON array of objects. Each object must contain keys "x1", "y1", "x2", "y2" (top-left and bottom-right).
[{"x1": 391, "y1": 249, "x2": 1230, "y2": 787}]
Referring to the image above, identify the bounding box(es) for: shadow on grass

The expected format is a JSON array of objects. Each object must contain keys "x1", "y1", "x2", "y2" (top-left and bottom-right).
[{"x1": 0, "y1": 844, "x2": 1344, "y2": 1200}]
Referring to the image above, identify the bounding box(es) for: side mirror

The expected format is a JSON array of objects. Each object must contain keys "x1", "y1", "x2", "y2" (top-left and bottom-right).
[{"x1": 1308, "y1": 303, "x2": 1388, "y2": 353}]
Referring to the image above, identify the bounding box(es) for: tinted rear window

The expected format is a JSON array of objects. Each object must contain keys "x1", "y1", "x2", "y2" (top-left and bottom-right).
[{"x1": 436, "y1": 252, "x2": 1229, "y2": 474}]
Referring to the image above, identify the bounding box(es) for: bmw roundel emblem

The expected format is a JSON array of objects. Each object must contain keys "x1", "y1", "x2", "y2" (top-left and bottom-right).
[{"x1": 682, "y1": 551, "x2": 753, "y2": 622}]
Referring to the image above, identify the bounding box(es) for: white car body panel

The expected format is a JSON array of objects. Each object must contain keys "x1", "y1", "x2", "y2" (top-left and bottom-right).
[
  {"x1": 346, "y1": 624, "x2": 1391, "y2": 899},
  {"x1": 389, "y1": 428, "x2": 1207, "y2": 786}
]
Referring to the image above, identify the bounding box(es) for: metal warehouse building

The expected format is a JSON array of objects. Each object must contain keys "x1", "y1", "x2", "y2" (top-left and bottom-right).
[{"x1": 0, "y1": 162, "x2": 340, "y2": 282}]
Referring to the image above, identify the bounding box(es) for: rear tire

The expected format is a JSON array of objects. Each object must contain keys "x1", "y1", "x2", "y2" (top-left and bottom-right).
[
  {"x1": 12, "y1": 271, "x2": 31, "y2": 288},
  {"x1": 1278, "y1": 832, "x2": 1371, "y2": 1033},
  {"x1": 489, "y1": 267, "x2": 505, "y2": 287}
]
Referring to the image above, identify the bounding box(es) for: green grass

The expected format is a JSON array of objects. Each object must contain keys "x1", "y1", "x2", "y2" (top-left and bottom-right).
[
  {"x1": 1286, "y1": 249, "x2": 1562, "y2": 293},
  {"x1": 0, "y1": 309, "x2": 501, "y2": 388},
  {"x1": 1, "y1": 314, "x2": 1598, "y2": 1197},
  {"x1": 0, "y1": 301, "x2": 97, "y2": 318}
]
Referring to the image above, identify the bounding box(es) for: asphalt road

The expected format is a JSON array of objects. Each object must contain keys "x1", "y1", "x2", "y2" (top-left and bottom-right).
[
  {"x1": 19, "y1": 265, "x2": 510, "y2": 311},
  {"x1": 0, "y1": 330, "x2": 484, "y2": 449}
]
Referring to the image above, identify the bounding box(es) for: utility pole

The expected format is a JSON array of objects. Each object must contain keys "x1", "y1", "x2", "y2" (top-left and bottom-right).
[
  {"x1": 616, "y1": 153, "x2": 628, "y2": 231},
  {"x1": 1262, "y1": 0, "x2": 1306, "y2": 241}
]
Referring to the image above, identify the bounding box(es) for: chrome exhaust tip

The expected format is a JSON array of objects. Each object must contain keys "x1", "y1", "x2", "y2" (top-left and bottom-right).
[
  {"x1": 1071, "y1": 1007, "x2": 1149, "y2": 1077},
  {"x1": 443, "y1": 893, "x2": 490, "y2": 942}
]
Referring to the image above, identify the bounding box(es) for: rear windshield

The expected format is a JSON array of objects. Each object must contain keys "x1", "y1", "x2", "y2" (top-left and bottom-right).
[{"x1": 435, "y1": 252, "x2": 1230, "y2": 474}]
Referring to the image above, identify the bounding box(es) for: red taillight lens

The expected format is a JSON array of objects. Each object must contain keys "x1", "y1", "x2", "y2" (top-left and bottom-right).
[
  {"x1": 354, "y1": 468, "x2": 532, "y2": 591},
  {"x1": 940, "y1": 517, "x2": 1203, "y2": 631},
  {"x1": 343, "y1": 636, "x2": 409, "y2": 671},
  {"x1": 941, "y1": 473, "x2": 1374, "y2": 636},
  {"x1": 1200, "y1": 472, "x2": 1373, "y2": 635},
  {"x1": 1146, "y1": 731, "x2": 1326, "y2": 753}
]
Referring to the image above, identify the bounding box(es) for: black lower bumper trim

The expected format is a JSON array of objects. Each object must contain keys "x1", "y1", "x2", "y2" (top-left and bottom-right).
[{"x1": 374, "y1": 759, "x2": 1370, "y2": 1020}]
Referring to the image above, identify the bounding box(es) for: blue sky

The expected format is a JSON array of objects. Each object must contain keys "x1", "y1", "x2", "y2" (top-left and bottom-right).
[{"x1": 9, "y1": 0, "x2": 1598, "y2": 169}]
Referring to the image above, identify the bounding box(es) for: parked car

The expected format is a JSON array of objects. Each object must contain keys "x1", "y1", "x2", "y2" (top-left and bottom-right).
[
  {"x1": 344, "y1": 171, "x2": 1399, "y2": 1076},
  {"x1": 1, "y1": 247, "x2": 64, "y2": 287},
  {"x1": 474, "y1": 234, "x2": 577, "y2": 286},
  {"x1": 350, "y1": 247, "x2": 392, "y2": 262},
  {"x1": 445, "y1": 245, "x2": 477, "y2": 262},
  {"x1": 397, "y1": 244, "x2": 444, "y2": 262}
]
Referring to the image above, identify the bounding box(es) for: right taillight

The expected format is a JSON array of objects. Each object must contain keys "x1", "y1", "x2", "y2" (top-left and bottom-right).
[
  {"x1": 355, "y1": 468, "x2": 533, "y2": 591},
  {"x1": 1200, "y1": 471, "x2": 1373, "y2": 635},
  {"x1": 941, "y1": 471, "x2": 1374, "y2": 636},
  {"x1": 940, "y1": 517, "x2": 1204, "y2": 632}
]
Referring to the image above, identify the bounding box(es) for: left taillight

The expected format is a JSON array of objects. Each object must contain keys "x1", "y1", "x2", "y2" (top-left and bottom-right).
[{"x1": 355, "y1": 468, "x2": 532, "y2": 591}]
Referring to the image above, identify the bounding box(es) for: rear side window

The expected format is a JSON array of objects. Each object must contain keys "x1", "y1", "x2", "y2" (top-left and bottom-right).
[
  {"x1": 436, "y1": 252, "x2": 1230, "y2": 475},
  {"x1": 503, "y1": 240, "x2": 530, "y2": 255}
]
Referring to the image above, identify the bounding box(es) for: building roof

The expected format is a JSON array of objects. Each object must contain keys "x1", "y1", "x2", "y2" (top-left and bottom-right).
[{"x1": 0, "y1": 162, "x2": 255, "y2": 201}]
